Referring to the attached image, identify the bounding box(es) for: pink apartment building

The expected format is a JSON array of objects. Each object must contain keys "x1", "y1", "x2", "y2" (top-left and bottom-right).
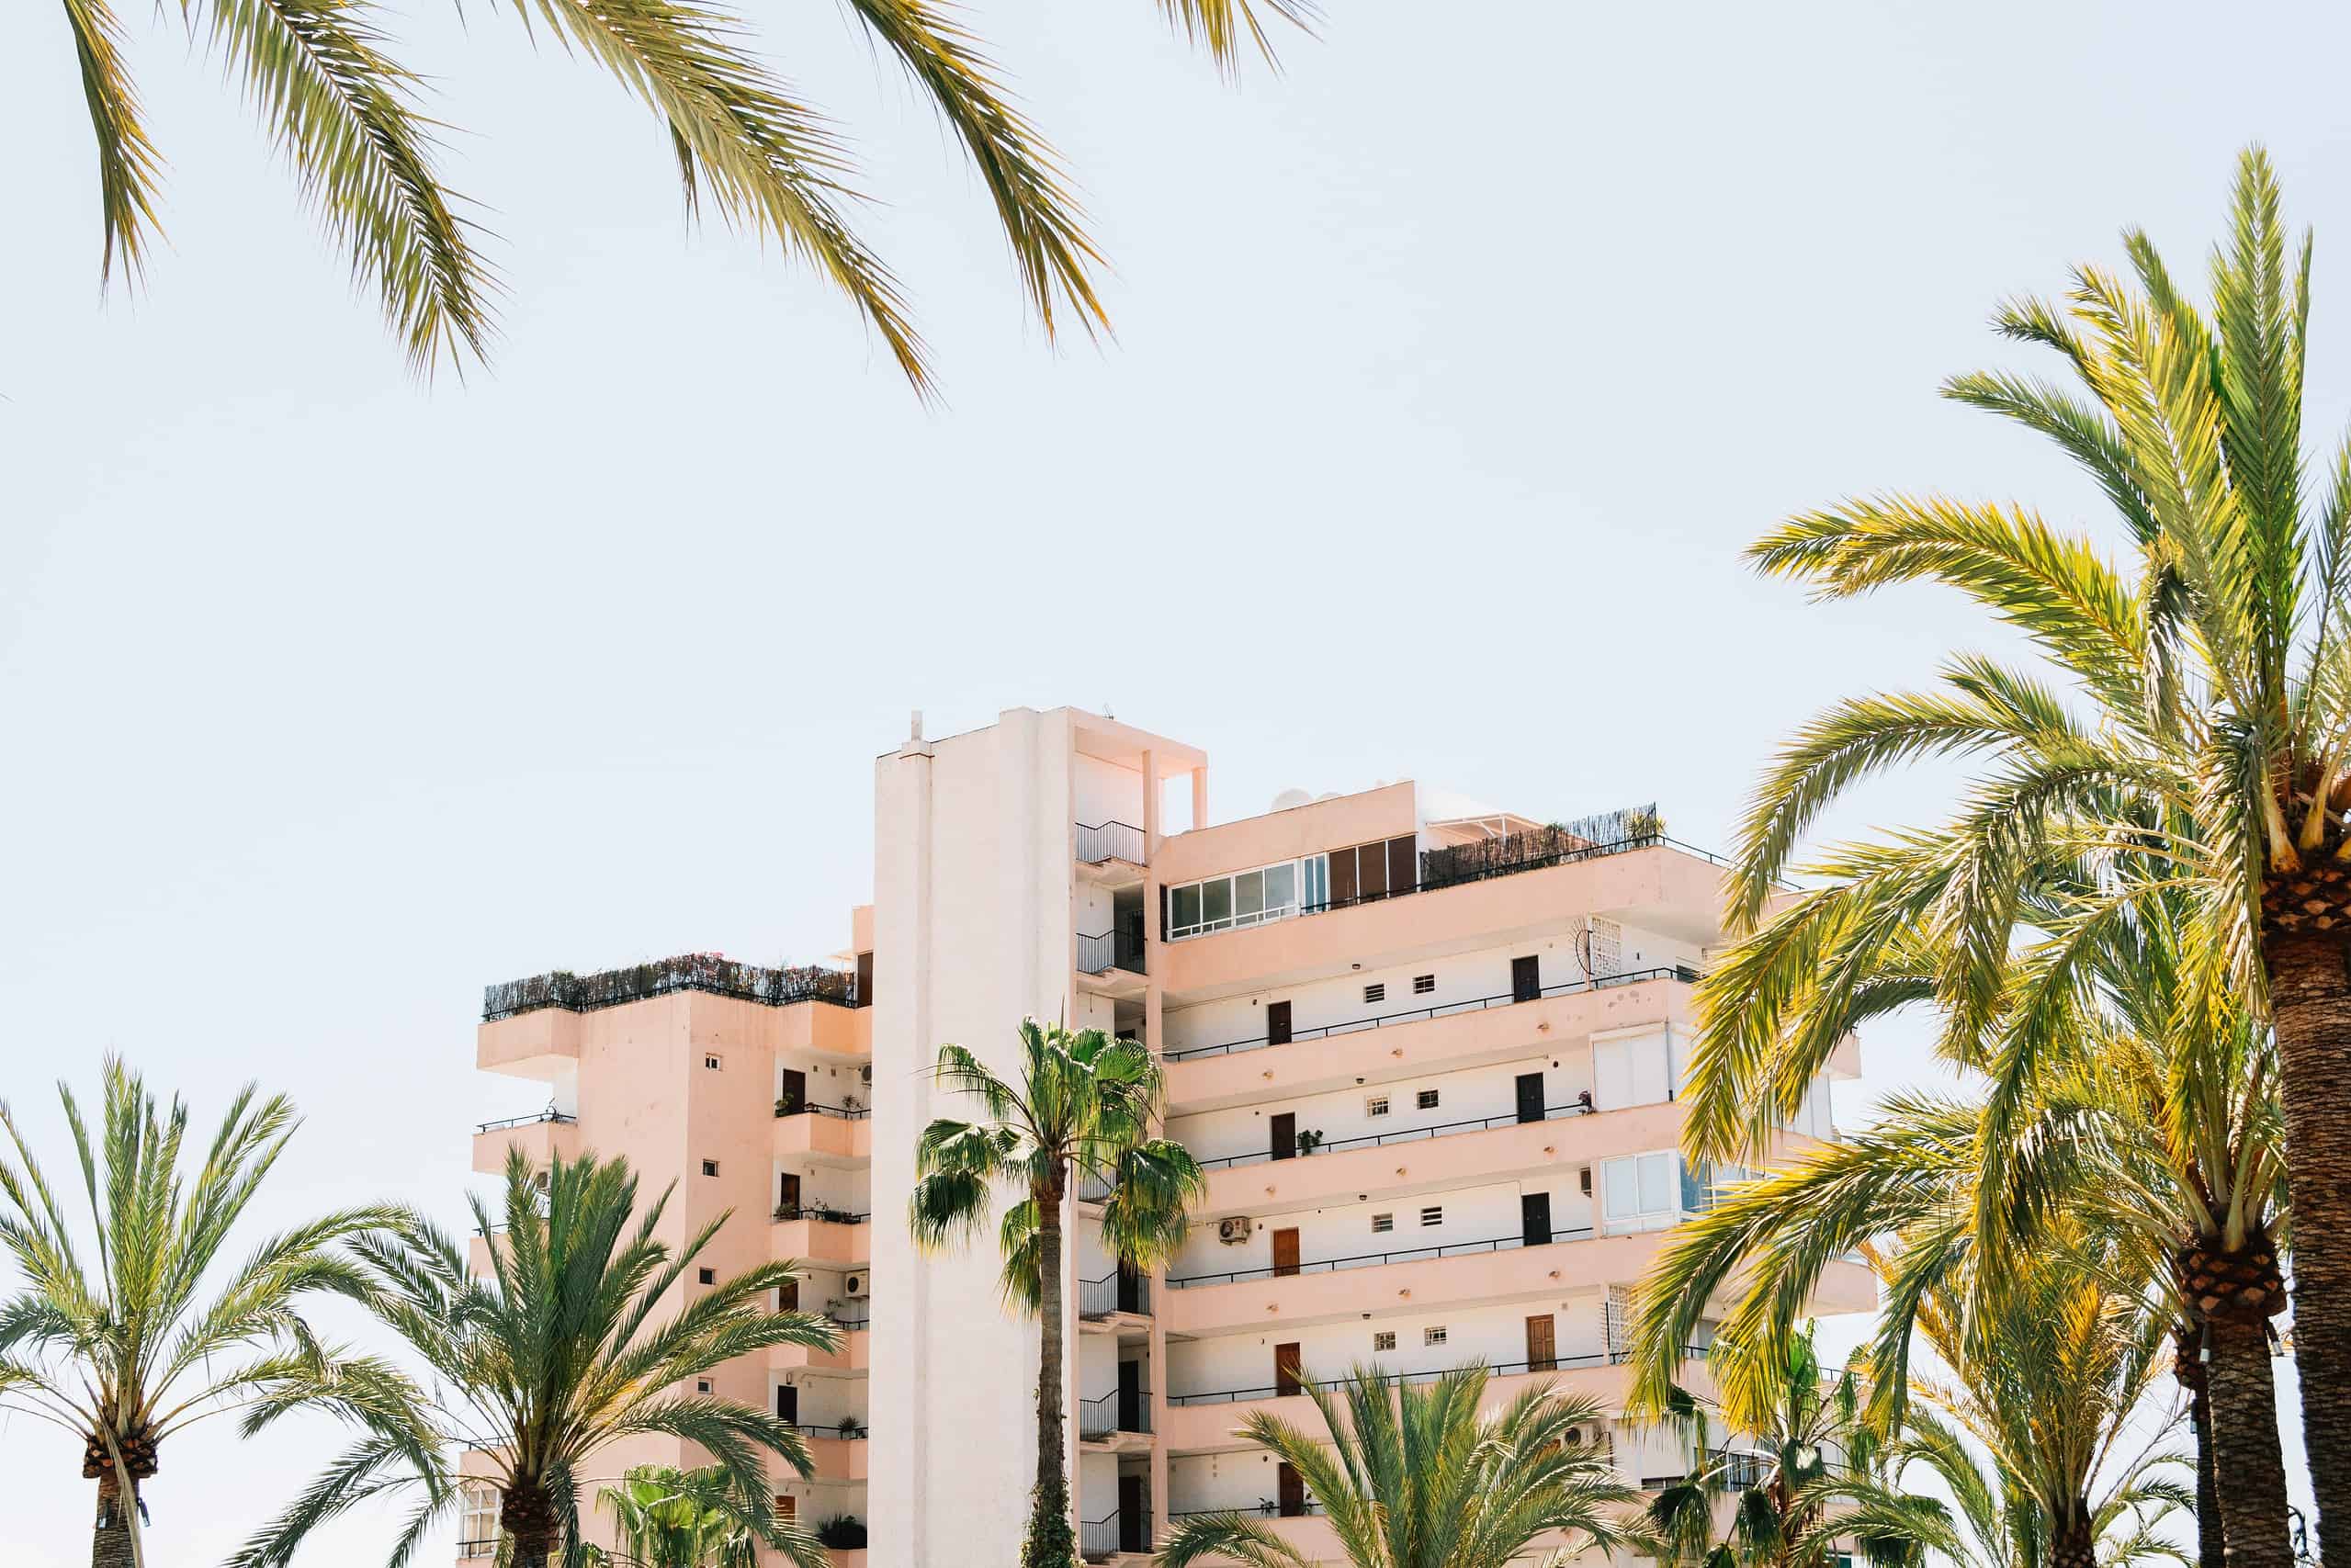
[{"x1": 466, "y1": 706, "x2": 1871, "y2": 1568}]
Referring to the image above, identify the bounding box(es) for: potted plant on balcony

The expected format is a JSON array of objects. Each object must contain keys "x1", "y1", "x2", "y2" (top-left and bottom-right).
[
  {"x1": 817, "y1": 1516, "x2": 867, "y2": 1550},
  {"x1": 835, "y1": 1416, "x2": 865, "y2": 1440},
  {"x1": 1295, "y1": 1129, "x2": 1326, "y2": 1157}
]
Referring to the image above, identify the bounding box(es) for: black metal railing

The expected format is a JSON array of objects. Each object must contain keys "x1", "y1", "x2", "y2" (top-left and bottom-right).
[
  {"x1": 484, "y1": 953, "x2": 860, "y2": 1021},
  {"x1": 1167, "y1": 1227, "x2": 1595, "y2": 1290},
  {"x1": 1712, "y1": 1449, "x2": 1771, "y2": 1489},
  {"x1": 1166, "y1": 966, "x2": 1699, "y2": 1062},
  {"x1": 1079, "y1": 1271, "x2": 1152, "y2": 1317},
  {"x1": 1077, "y1": 929, "x2": 1146, "y2": 977},
  {"x1": 773, "y1": 1205, "x2": 871, "y2": 1225},
  {"x1": 1077, "y1": 820, "x2": 1147, "y2": 865},
  {"x1": 1195, "y1": 1100, "x2": 1595, "y2": 1170},
  {"x1": 1077, "y1": 1171, "x2": 1116, "y2": 1203},
  {"x1": 774, "y1": 1100, "x2": 870, "y2": 1121},
  {"x1": 1166, "y1": 1347, "x2": 1712, "y2": 1406},
  {"x1": 475, "y1": 1110, "x2": 578, "y2": 1134},
  {"x1": 1079, "y1": 1387, "x2": 1154, "y2": 1438},
  {"x1": 1080, "y1": 1508, "x2": 1141, "y2": 1561},
  {"x1": 458, "y1": 1539, "x2": 499, "y2": 1559},
  {"x1": 1169, "y1": 1499, "x2": 1325, "y2": 1521},
  {"x1": 790, "y1": 1421, "x2": 869, "y2": 1441}
]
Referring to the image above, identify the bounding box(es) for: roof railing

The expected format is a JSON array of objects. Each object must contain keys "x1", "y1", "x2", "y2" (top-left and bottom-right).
[{"x1": 484, "y1": 953, "x2": 861, "y2": 1021}]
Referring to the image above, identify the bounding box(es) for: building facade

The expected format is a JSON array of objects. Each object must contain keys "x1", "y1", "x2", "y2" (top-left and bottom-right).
[{"x1": 467, "y1": 705, "x2": 1870, "y2": 1568}]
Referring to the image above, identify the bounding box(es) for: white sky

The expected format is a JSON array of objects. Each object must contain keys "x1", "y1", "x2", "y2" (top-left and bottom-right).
[{"x1": 0, "y1": 0, "x2": 2327, "y2": 1559}]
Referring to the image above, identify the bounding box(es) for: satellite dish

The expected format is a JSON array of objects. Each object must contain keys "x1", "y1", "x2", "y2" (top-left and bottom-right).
[{"x1": 1271, "y1": 787, "x2": 1312, "y2": 812}]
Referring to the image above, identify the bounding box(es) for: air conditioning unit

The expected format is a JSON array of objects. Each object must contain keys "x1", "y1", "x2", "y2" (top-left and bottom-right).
[
  {"x1": 843, "y1": 1272, "x2": 869, "y2": 1298},
  {"x1": 1217, "y1": 1216, "x2": 1254, "y2": 1246}
]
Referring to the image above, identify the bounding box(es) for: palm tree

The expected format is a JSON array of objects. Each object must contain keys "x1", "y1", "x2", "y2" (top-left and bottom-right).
[
  {"x1": 1893, "y1": 1237, "x2": 2192, "y2": 1568},
  {"x1": 52, "y1": 0, "x2": 1312, "y2": 384},
  {"x1": 1678, "y1": 145, "x2": 2351, "y2": 1546},
  {"x1": 231, "y1": 1147, "x2": 836, "y2": 1568},
  {"x1": 0, "y1": 1059, "x2": 419, "y2": 1568},
  {"x1": 1156, "y1": 1363, "x2": 1643, "y2": 1568},
  {"x1": 1647, "y1": 1323, "x2": 1948, "y2": 1568},
  {"x1": 907, "y1": 1020, "x2": 1204, "y2": 1568},
  {"x1": 589, "y1": 1463, "x2": 795, "y2": 1568},
  {"x1": 1644, "y1": 871, "x2": 2292, "y2": 1568}
]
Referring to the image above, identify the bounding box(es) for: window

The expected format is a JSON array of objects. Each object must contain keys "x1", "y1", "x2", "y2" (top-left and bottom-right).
[
  {"x1": 704, "y1": 1053, "x2": 723, "y2": 1070},
  {"x1": 1371, "y1": 1213, "x2": 1395, "y2": 1234},
  {"x1": 1412, "y1": 974, "x2": 1435, "y2": 995},
  {"x1": 1167, "y1": 856, "x2": 1319, "y2": 939},
  {"x1": 1601, "y1": 1151, "x2": 1682, "y2": 1233},
  {"x1": 1372, "y1": 1331, "x2": 1396, "y2": 1351},
  {"x1": 697, "y1": 1268, "x2": 716, "y2": 1285},
  {"x1": 1424, "y1": 1325, "x2": 1448, "y2": 1347},
  {"x1": 459, "y1": 1486, "x2": 499, "y2": 1557},
  {"x1": 1365, "y1": 1095, "x2": 1391, "y2": 1117},
  {"x1": 1363, "y1": 983, "x2": 1385, "y2": 1004},
  {"x1": 1419, "y1": 1205, "x2": 1442, "y2": 1227},
  {"x1": 701, "y1": 1159, "x2": 720, "y2": 1177},
  {"x1": 1416, "y1": 1089, "x2": 1440, "y2": 1111}
]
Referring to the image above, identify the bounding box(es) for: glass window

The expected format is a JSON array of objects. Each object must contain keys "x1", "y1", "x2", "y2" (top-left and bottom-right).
[
  {"x1": 1171, "y1": 884, "x2": 1202, "y2": 934},
  {"x1": 1604, "y1": 1158, "x2": 1640, "y2": 1222},
  {"x1": 1424, "y1": 1325, "x2": 1448, "y2": 1346},
  {"x1": 1416, "y1": 1089, "x2": 1440, "y2": 1110},
  {"x1": 1303, "y1": 854, "x2": 1328, "y2": 910},
  {"x1": 1373, "y1": 1330, "x2": 1396, "y2": 1351},
  {"x1": 1264, "y1": 861, "x2": 1297, "y2": 912},
  {"x1": 1638, "y1": 1152, "x2": 1673, "y2": 1214},
  {"x1": 1235, "y1": 869, "x2": 1266, "y2": 919},
  {"x1": 1366, "y1": 1096, "x2": 1390, "y2": 1117},
  {"x1": 1202, "y1": 877, "x2": 1233, "y2": 929}
]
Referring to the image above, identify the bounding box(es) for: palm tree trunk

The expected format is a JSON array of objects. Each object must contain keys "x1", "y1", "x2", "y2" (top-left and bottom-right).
[
  {"x1": 2051, "y1": 1498, "x2": 2098, "y2": 1568},
  {"x1": 2264, "y1": 931, "x2": 2351, "y2": 1553},
  {"x1": 1025, "y1": 1171, "x2": 1077, "y2": 1568},
  {"x1": 90, "y1": 1474, "x2": 137, "y2": 1568},
  {"x1": 502, "y1": 1486, "x2": 558, "y2": 1568},
  {"x1": 2205, "y1": 1313, "x2": 2295, "y2": 1568},
  {"x1": 2177, "y1": 1327, "x2": 2224, "y2": 1568}
]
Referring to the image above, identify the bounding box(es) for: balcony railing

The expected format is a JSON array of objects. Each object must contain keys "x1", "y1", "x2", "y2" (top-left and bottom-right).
[
  {"x1": 1080, "y1": 1507, "x2": 1151, "y2": 1561},
  {"x1": 1078, "y1": 929, "x2": 1146, "y2": 977},
  {"x1": 458, "y1": 1539, "x2": 499, "y2": 1559},
  {"x1": 1169, "y1": 1499, "x2": 1324, "y2": 1521},
  {"x1": 1711, "y1": 1449, "x2": 1772, "y2": 1490},
  {"x1": 484, "y1": 953, "x2": 860, "y2": 1022},
  {"x1": 789, "y1": 1421, "x2": 869, "y2": 1441},
  {"x1": 1079, "y1": 1270, "x2": 1151, "y2": 1318},
  {"x1": 1077, "y1": 820, "x2": 1147, "y2": 865},
  {"x1": 1166, "y1": 965, "x2": 1699, "y2": 1062},
  {"x1": 773, "y1": 1204, "x2": 871, "y2": 1224},
  {"x1": 1079, "y1": 1387, "x2": 1154, "y2": 1438},
  {"x1": 774, "y1": 1099, "x2": 870, "y2": 1121},
  {"x1": 475, "y1": 1110, "x2": 578, "y2": 1134},
  {"x1": 1167, "y1": 1226, "x2": 1594, "y2": 1290},
  {"x1": 1166, "y1": 1346, "x2": 1712, "y2": 1406},
  {"x1": 1195, "y1": 1100, "x2": 1595, "y2": 1171}
]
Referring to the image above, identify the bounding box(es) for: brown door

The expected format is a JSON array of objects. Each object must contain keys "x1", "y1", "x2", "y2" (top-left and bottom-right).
[
  {"x1": 1271, "y1": 1111, "x2": 1296, "y2": 1161},
  {"x1": 779, "y1": 1067, "x2": 808, "y2": 1112},
  {"x1": 1386, "y1": 835, "x2": 1417, "y2": 897},
  {"x1": 779, "y1": 1277, "x2": 799, "y2": 1311},
  {"x1": 1329, "y1": 846, "x2": 1358, "y2": 908},
  {"x1": 1277, "y1": 1461, "x2": 1306, "y2": 1517},
  {"x1": 1267, "y1": 1000, "x2": 1292, "y2": 1045},
  {"x1": 1274, "y1": 1342, "x2": 1303, "y2": 1397},
  {"x1": 777, "y1": 1172, "x2": 802, "y2": 1215},
  {"x1": 854, "y1": 950, "x2": 874, "y2": 1007},
  {"x1": 1525, "y1": 1314, "x2": 1557, "y2": 1372},
  {"x1": 1272, "y1": 1227, "x2": 1301, "y2": 1278},
  {"x1": 1357, "y1": 841, "x2": 1388, "y2": 901}
]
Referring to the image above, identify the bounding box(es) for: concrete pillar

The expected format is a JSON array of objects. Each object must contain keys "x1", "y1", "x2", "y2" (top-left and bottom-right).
[{"x1": 1190, "y1": 765, "x2": 1208, "y2": 832}]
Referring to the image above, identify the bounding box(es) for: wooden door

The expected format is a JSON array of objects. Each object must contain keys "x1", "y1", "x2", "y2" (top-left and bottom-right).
[
  {"x1": 1520, "y1": 1191, "x2": 1553, "y2": 1247},
  {"x1": 1271, "y1": 1111, "x2": 1297, "y2": 1161},
  {"x1": 1516, "y1": 1071, "x2": 1546, "y2": 1123},
  {"x1": 1272, "y1": 1227, "x2": 1301, "y2": 1278},
  {"x1": 1512, "y1": 954, "x2": 1541, "y2": 1003},
  {"x1": 854, "y1": 950, "x2": 874, "y2": 1007},
  {"x1": 779, "y1": 1067, "x2": 808, "y2": 1113},
  {"x1": 1277, "y1": 1461, "x2": 1306, "y2": 1517},
  {"x1": 778, "y1": 1277, "x2": 799, "y2": 1311},
  {"x1": 777, "y1": 1172, "x2": 802, "y2": 1216},
  {"x1": 1274, "y1": 1342, "x2": 1303, "y2": 1397},
  {"x1": 1119, "y1": 1473, "x2": 1147, "y2": 1552},
  {"x1": 1525, "y1": 1314, "x2": 1557, "y2": 1372},
  {"x1": 1267, "y1": 1000, "x2": 1293, "y2": 1045}
]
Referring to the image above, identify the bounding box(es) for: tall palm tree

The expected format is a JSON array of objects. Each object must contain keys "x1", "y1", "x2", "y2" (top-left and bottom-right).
[
  {"x1": 907, "y1": 1020, "x2": 1204, "y2": 1568},
  {"x1": 1644, "y1": 873, "x2": 2292, "y2": 1568},
  {"x1": 0, "y1": 1059, "x2": 418, "y2": 1568},
  {"x1": 1156, "y1": 1363, "x2": 1643, "y2": 1568},
  {"x1": 52, "y1": 0, "x2": 1312, "y2": 384},
  {"x1": 1647, "y1": 1323, "x2": 1948, "y2": 1568},
  {"x1": 230, "y1": 1148, "x2": 836, "y2": 1568},
  {"x1": 589, "y1": 1463, "x2": 789, "y2": 1568},
  {"x1": 1678, "y1": 145, "x2": 2351, "y2": 1546}
]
